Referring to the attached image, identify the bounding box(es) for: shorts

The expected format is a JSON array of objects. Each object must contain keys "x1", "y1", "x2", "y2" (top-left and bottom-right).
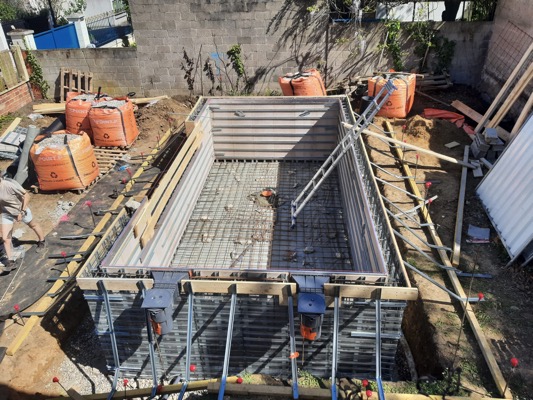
[{"x1": 1, "y1": 208, "x2": 33, "y2": 225}]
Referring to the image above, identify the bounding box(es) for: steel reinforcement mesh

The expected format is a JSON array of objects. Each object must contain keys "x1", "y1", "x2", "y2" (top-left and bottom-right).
[
  {"x1": 172, "y1": 160, "x2": 354, "y2": 272},
  {"x1": 87, "y1": 291, "x2": 405, "y2": 380}
]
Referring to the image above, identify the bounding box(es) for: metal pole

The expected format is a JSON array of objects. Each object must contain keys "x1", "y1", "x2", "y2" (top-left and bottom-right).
[
  {"x1": 218, "y1": 286, "x2": 237, "y2": 400},
  {"x1": 403, "y1": 261, "x2": 482, "y2": 303},
  {"x1": 287, "y1": 286, "x2": 299, "y2": 399},
  {"x1": 141, "y1": 284, "x2": 159, "y2": 398},
  {"x1": 97, "y1": 280, "x2": 121, "y2": 400},
  {"x1": 331, "y1": 290, "x2": 340, "y2": 400},
  {"x1": 375, "y1": 299, "x2": 386, "y2": 400},
  {"x1": 178, "y1": 285, "x2": 194, "y2": 400}
]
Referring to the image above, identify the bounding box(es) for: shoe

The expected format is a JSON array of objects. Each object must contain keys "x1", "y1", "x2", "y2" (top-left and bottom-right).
[
  {"x1": 36, "y1": 240, "x2": 46, "y2": 252},
  {"x1": 1, "y1": 260, "x2": 17, "y2": 273}
]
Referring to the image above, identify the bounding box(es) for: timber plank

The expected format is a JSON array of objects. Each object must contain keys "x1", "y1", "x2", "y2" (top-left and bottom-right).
[
  {"x1": 208, "y1": 383, "x2": 331, "y2": 399},
  {"x1": 451, "y1": 146, "x2": 469, "y2": 266},
  {"x1": 451, "y1": 100, "x2": 511, "y2": 141},
  {"x1": 475, "y1": 41, "x2": 533, "y2": 133}
]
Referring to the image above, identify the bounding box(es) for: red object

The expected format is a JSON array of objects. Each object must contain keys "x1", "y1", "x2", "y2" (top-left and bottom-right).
[
  {"x1": 189, "y1": 364, "x2": 196, "y2": 372},
  {"x1": 61, "y1": 251, "x2": 67, "y2": 258},
  {"x1": 85, "y1": 200, "x2": 92, "y2": 207},
  {"x1": 122, "y1": 178, "x2": 127, "y2": 184},
  {"x1": 60, "y1": 214, "x2": 70, "y2": 222},
  {"x1": 123, "y1": 378, "x2": 129, "y2": 386},
  {"x1": 362, "y1": 379, "x2": 369, "y2": 387},
  {"x1": 421, "y1": 108, "x2": 475, "y2": 137},
  {"x1": 289, "y1": 351, "x2": 300, "y2": 359},
  {"x1": 126, "y1": 168, "x2": 132, "y2": 177},
  {"x1": 416, "y1": 154, "x2": 419, "y2": 159},
  {"x1": 428, "y1": 198, "x2": 433, "y2": 204},
  {"x1": 402, "y1": 125, "x2": 407, "y2": 132},
  {"x1": 425, "y1": 182, "x2": 432, "y2": 189},
  {"x1": 366, "y1": 389, "x2": 373, "y2": 398},
  {"x1": 52, "y1": 377, "x2": 59, "y2": 383},
  {"x1": 511, "y1": 357, "x2": 519, "y2": 368},
  {"x1": 478, "y1": 292, "x2": 484, "y2": 301},
  {"x1": 14, "y1": 304, "x2": 20, "y2": 312},
  {"x1": 156, "y1": 384, "x2": 163, "y2": 394},
  {"x1": 236, "y1": 377, "x2": 243, "y2": 384}
]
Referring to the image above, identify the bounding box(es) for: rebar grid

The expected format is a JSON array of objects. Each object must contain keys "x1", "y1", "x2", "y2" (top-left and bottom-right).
[
  {"x1": 172, "y1": 160, "x2": 354, "y2": 272},
  {"x1": 482, "y1": 21, "x2": 533, "y2": 84}
]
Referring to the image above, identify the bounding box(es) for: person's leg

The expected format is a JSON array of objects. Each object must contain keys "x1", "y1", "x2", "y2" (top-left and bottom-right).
[
  {"x1": 23, "y1": 209, "x2": 45, "y2": 243},
  {"x1": 1, "y1": 219, "x2": 14, "y2": 261},
  {"x1": 27, "y1": 220, "x2": 44, "y2": 242}
]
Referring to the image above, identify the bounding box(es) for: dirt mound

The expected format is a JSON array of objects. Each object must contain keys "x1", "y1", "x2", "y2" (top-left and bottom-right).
[
  {"x1": 405, "y1": 115, "x2": 433, "y2": 138},
  {"x1": 135, "y1": 96, "x2": 194, "y2": 139}
]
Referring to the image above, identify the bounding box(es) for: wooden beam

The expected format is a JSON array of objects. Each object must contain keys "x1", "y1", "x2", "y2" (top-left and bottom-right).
[
  {"x1": 342, "y1": 123, "x2": 475, "y2": 168},
  {"x1": 10, "y1": 45, "x2": 29, "y2": 82},
  {"x1": 475, "y1": 40, "x2": 533, "y2": 133},
  {"x1": 510, "y1": 88, "x2": 533, "y2": 139},
  {"x1": 451, "y1": 146, "x2": 469, "y2": 266},
  {"x1": 182, "y1": 280, "x2": 296, "y2": 305},
  {"x1": 451, "y1": 100, "x2": 511, "y2": 141},
  {"x1": 139, "y1": 130, "x2": 203, "y2": 246},
  {"x1": 0, "y1": 117, "x2": 21, "y2": 140},
  {"x1": 487, "y1": 61, "x2": 533, "y2": 129},
  {"x1": 48, "y1": 377, "x2": 239, "y2": 400},
  {"x1": 208, "y1": 383, "x2": 331, "y2": 399},
  {"x1": 382, "y1": 121, "x2": 511, "y2": 398},
  {"x1": 324, "y1": 283, "x2": 418, "y2": 301},
  {"x1": 134, "y1": 125, "x2": 202, "y2": 241},
  {"x1": 33, "y1": 96, "x2": 170, "y2": 113},
  {"x1": 76, "y1": 277, "x2": 154, "y2": 291}
]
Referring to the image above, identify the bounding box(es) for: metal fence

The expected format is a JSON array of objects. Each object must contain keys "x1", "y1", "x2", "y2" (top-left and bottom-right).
[{"x1": 86, "y1": 8, "x2": 132, "y2": 47}]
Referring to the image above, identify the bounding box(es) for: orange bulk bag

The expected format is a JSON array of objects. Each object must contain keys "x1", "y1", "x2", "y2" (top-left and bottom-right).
[
  {"x1": 368, "y1": 73, "x2": 416, "y2": 118},
  {"x1": 278, "y1": 69, "x2": 326, "y2": 96},
  {"x1": 89, "y1": 98, "x2": 139, "y2": 147},
  {"x1": 30, "y1": 131, "x2": 100, "y2": 191},
  {"x1": 65, "y1": 92, "x2": 109, "y2": 138}
]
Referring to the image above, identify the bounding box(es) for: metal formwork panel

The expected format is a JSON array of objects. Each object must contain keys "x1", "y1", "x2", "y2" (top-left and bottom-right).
[{"x1": 86, "y1": 291, "x2": 405, "y2": 380}]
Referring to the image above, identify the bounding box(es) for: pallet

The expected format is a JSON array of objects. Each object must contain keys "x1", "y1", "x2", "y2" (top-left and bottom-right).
[
  {"x1": 417, "y1": 73, "x2": 452, "y2": 90},
  {"x1": 60, "y1": 67, "x2": 94, "y2": 102},
  {"x1": 93, "y1": 147, "x2": 129, "y2": 175}
]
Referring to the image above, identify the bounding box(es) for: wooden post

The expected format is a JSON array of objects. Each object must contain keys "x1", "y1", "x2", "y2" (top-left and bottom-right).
[{"x1": 451, "y1": 146, "x2": 469, "y2": 266}]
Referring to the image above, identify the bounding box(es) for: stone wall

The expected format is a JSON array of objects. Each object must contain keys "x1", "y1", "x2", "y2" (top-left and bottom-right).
[
  {"x1": 0, "y1": 82, "x2": 33, "y2": 116},
  {"x1": 33, "y1": 48, "x2": 142, "y2": 100},
  {"x1": 479, "y1": 0, "x2": 533, "y2": 118}
]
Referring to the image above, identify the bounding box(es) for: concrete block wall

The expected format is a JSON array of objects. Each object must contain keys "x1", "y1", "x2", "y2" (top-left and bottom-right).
[
  {"x1": 0, "y1": 82, "x2": 33, "y2": 116},
  {"x1": 128, "y1": 0, "x2": 493, "y2": 96},
  {"x1": 32, "y1": 48, "x2": 142, "y2": 100}
]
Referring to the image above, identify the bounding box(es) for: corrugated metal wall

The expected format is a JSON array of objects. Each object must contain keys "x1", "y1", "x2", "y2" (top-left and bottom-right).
[
  {"x1": 477, "y1": 115, "x2": 533, "y2": 260},
  {"x1": 87, "y1": 291, "x2": 405, "y2": 380}
]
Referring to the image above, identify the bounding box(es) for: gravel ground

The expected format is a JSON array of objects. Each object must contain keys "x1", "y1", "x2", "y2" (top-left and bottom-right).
[
  {"x1": 53, "y1": 313, "x2": 209, "y2": 399},
  {"x1": 48, "y1": 200, "x2": 75, "y2": 224}
]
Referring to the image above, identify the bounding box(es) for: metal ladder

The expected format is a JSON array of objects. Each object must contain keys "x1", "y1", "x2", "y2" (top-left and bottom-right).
[{"x1": 290, "y1": 80, "x2": 397, "y2": 227}]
